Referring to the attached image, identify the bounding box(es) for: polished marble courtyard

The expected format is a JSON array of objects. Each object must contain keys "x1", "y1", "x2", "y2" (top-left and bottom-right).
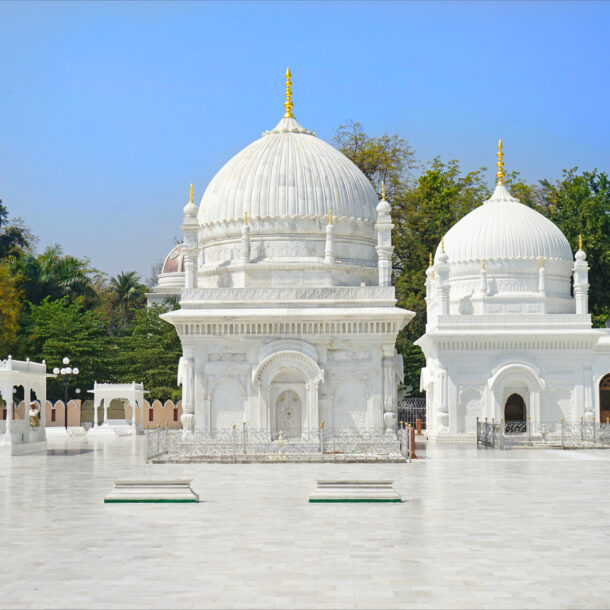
[{"x1": 1, "y1": 436, "x2": 610, "y2": 609}]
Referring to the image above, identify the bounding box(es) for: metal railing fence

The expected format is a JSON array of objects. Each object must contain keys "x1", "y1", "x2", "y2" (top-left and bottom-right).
[
  {"x1": 146, "y1": 424, "x2": 412, "y2": 463},
  {"x1": 398, "y1": 397, "x2": 426, "y2": 429},
  {"x1": 477, "y1": 418, "x2": 610, "y2": 449}
]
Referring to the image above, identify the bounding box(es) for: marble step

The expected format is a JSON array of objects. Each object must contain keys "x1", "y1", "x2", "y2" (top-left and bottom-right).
[
  {"x1": 105, "y1": 479, "x2": 199, "y2": 503},
  {"x1": 309, "y1": 479, "x2": 402, "y2": 503}
]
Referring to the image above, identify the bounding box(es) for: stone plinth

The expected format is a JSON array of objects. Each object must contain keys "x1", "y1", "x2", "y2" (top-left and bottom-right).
[
  {"x1": 104, "y1": 479, "x2": 199, "y2": 503},
  {"x1": 309, "y1": 479, "x2": 401, "y2": 503}
]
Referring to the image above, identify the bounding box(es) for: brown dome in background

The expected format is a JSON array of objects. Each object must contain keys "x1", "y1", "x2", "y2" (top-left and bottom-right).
[{"x1": 162, "y1": 244, "x2": 185, "y2": 275}]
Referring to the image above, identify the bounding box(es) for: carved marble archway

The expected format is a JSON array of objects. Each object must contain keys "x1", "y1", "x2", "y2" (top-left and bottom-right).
[{"x1": 252, "y1": 348, "x2": 324, "y2": 440}]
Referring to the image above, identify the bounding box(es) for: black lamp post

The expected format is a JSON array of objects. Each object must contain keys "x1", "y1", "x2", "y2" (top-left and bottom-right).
[{"x1": 52, "y1": 357, "x2": 79, "y2": 430}]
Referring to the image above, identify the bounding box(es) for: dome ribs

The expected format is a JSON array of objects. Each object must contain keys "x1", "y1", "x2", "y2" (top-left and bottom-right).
[{"x1": 197, "y1": 118, "x2": 378, "y2": 226}]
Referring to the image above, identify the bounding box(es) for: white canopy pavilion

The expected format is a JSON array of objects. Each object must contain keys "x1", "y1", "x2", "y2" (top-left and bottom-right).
[
  {"x1": 0, "y1": 356, "x2": 50, "y2": 455},
  {"x1": 88, "y1": 382, "x2": 147, "y2": 435}
]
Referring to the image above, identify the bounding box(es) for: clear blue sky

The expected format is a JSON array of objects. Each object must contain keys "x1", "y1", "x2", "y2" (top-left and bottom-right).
[{"x1": 1, "y1": 1, "x2": 609, "y2": 279}]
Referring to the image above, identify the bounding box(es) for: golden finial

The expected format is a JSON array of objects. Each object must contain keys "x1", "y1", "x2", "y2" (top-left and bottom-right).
[
  {"x1": 381, "y1": 181, "x2": 386, "y2": 200},
  {"x1": 429, "y1": 252, "x2": 433, "y2": 267},
  {"x1": 244, "y1": 210, "x2": 248, "y2": 225},
  {"x1": 441, "y1": 237, "x2": 445, "y2": 254},
  {"x1": 189, "y1": 183, "x2": 194, "y2": 204},
  {"x1": 541, "y1": 256, "x2": 545, "y2": 268},
  {"x1": 496, "y1": 139, "x2": 504, "y2": 185},
  {"x1": 328, "y1": 210, "x2": 333, "y2": 225},
  {"x1": 284, "y1": 68, "x2": 294, "y2": 118},
  {"x1": 481, "y1": 259, "x2": 486, "y2": 270},
  {"x1": 578, "y1": 234, "x2": 583, "y2": 250}
]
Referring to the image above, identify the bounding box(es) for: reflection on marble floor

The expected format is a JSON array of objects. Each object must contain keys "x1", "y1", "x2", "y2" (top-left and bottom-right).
[{"x1": 1, "y1": 436, "x2": 610, "y2": 609}]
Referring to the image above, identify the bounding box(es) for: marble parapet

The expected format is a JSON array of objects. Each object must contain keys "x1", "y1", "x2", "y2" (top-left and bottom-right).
[{"x1": 180, "y1": 286, "x2": 396, "y2": 309}]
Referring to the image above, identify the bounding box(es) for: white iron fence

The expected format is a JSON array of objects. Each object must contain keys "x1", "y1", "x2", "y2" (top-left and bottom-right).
[
  {"x1": 146, "y1": 425, "x2": 413, "y2": 463},
  {"x1": 477, "y1": 418, "x2": 610, "y2": 449}
]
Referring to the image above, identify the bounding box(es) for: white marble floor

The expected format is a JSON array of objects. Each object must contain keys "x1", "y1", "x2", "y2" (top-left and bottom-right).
[{"x1": 1, "y1": 436, "x2": 610, "y2": 609}]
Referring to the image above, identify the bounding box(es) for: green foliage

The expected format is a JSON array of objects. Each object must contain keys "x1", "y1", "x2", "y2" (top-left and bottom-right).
[
  {"x1": 23, "y1": 297, "x2": 112, "y2": 400},
  {"x1": 392, "y1": 158, "x2": 490, "y2": 394},
  {"x1": 0, "y1": 200, "x2": 33, "y2": 258},
  {"x1": 109, "y1": 271, "x2": 147, "y2": 326},
  {"x1": 532, "y1": 169, "x2": 610, "y2": 321},
  {"x1": 0, "y1": 261, "x2": 24, "y2": 355},
  {"x1": 12, "y1": 245, "x2": 99, "y2": 306},
  {"x1": 334, "y1": 120, "x2": 416, "y2": 200},
  {"x1": 116, "y1": 305, "x2": 182, "y2": 401}
]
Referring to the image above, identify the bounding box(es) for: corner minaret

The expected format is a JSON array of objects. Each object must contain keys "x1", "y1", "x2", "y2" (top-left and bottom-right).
[
  {"x1": 182, "y1": 184, "x2": 199, "y2": 290},
  {"x1": 573, "y1": 234, "x2": 589, "y2": 315},
  {"x1": 375, "y1": 182, "x2": 394, "y2": 286},
  {"x1": 436, "y1": 237, "x2": 450, "y2": 315}
]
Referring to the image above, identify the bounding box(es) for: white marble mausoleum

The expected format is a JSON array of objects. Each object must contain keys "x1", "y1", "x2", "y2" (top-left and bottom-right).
[
  {"x1": 161, "y1": 71, "x2": 414, "y2": 438},
  {"x1": 416, "y1": 143, "x2": 610, "y2": 440}
]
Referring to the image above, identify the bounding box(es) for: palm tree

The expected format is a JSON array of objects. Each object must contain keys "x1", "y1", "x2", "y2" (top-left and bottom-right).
[{"x1": 110, "y1": 271, "x2": 146, "y2": 325}]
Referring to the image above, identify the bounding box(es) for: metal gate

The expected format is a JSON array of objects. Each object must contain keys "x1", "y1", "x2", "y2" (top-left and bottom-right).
[{"x1": 397, "y1": 397, "x2": 426, "y2": 428}]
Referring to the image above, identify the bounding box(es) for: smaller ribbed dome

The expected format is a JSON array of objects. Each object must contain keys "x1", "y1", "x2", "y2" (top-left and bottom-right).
[
  {"x1": 162, "y1": 244, "x2": 185, "y2": 274},
  {"x1": 436, "y1": 184, "x2": 573, "y2": 263}
]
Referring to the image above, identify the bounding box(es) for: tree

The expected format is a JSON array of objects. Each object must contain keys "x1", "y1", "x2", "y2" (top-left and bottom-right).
[
  {"x1": 109, "y1": 271, "x2": 147, "y2": 325},
  {"x1": 531, "y1": 169, "x2": 610, "y2": 323},
  {"x1": 13, "y1": 245, "x2": 99, "y2": 306},
  {"x1": 0, "y1": 261, "x2": 24, "y2": 356},
  {"x1": 334, "y1": 120, "x2": 416, "y2": 199},
  {"x1": 392, "y1": 158, "x2": 490, "y2": 393},
  {"x1": 0, "y1": 200, "x2": 34, "y2": 259},
  {"x1": 23, "y1": 297, "x2": 112, "y2": 400},
  {"x1": 116, "y1": 305, "x2": 182, "y2": 401}
]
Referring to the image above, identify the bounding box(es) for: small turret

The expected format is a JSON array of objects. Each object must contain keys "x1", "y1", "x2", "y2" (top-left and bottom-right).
[
  {"x1": 573, "y1": 234, "x2": 589, "y2": 315},
  {"x1": 375, "y1": 182, "x2": 394, "y2": 287},
  {"x1": 182, "y1": 184, "x2": 199, "y2": 290}
]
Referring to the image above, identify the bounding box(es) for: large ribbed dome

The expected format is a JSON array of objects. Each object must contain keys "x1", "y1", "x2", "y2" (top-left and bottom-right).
[
  {"x1": 198, "y1": 117, "x2": 378, "y2": 225},
  {"x1": 436, "y1": 184, "x2": 573, "y2": 263}
]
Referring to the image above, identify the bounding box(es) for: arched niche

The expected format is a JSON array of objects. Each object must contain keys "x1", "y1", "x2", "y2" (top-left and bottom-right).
[{"x1": 252, "y1": 349, "x2": 324, "y2": 440}]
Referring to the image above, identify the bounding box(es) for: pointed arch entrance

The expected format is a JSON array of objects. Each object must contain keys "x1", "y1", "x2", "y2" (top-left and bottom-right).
[
  {"x1": 600, "y1": 374, "x2": 610, "y2": 424},
  {"x1": 504, "y1": 393, "x2": 526, "y2": 433}
]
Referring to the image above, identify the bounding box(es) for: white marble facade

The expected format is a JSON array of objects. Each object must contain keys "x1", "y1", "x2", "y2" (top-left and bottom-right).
[
  {"x1": 162, "y1": 96, "x2": 413, "y2": 438},
  {"x1": 416, "y1": 170, "x2": 610, "y2": 439}
]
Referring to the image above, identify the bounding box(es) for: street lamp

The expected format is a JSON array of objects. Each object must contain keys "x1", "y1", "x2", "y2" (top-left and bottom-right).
[{"x1": 52, "y1": 357, "x2": 79, "y2": 430}]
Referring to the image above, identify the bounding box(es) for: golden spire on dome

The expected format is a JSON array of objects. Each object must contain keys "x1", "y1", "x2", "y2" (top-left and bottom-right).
[
  {"x1": 496, "y1": 139, "x2": 505, "y2": 185},
  {"x1": 189, "y1": 183, "x2": 194, "y2": 204},
  {"x1": 541, "y1": 257, "x2": 545, "y2": 268},
  {"x1": 244, "y1": 210, "x2": 248, "y2": 225},
  {"x1": 328, "y1": 210, "x2": 333, "y2": 225},
  {"x1": 284, "y1": 68, "x2": 294, "y2": 118},
  {"x1": 429, "y1": 252, "x2": 433, "y2": 267},
  {"x1": 441, "y1": 236, "x2": 445, "y2": 254},
  {"x1": 381, "y1": 181, "x2": 386, "y2": 200},
  {"x1": 578, "y1": 234, "x2": 583, "y2": 250},
  {"x1": 481, "y1": 259, "x2": 486, "y2": 270}
]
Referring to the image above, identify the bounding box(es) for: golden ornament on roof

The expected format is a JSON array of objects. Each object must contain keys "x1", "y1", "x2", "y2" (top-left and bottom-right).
[
  {"x1": 497, "y1": 139, "x2": 505, "y2": 185},
  {"x1": 284, "y1": 68, "x2": 294, "y2": 118}
]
